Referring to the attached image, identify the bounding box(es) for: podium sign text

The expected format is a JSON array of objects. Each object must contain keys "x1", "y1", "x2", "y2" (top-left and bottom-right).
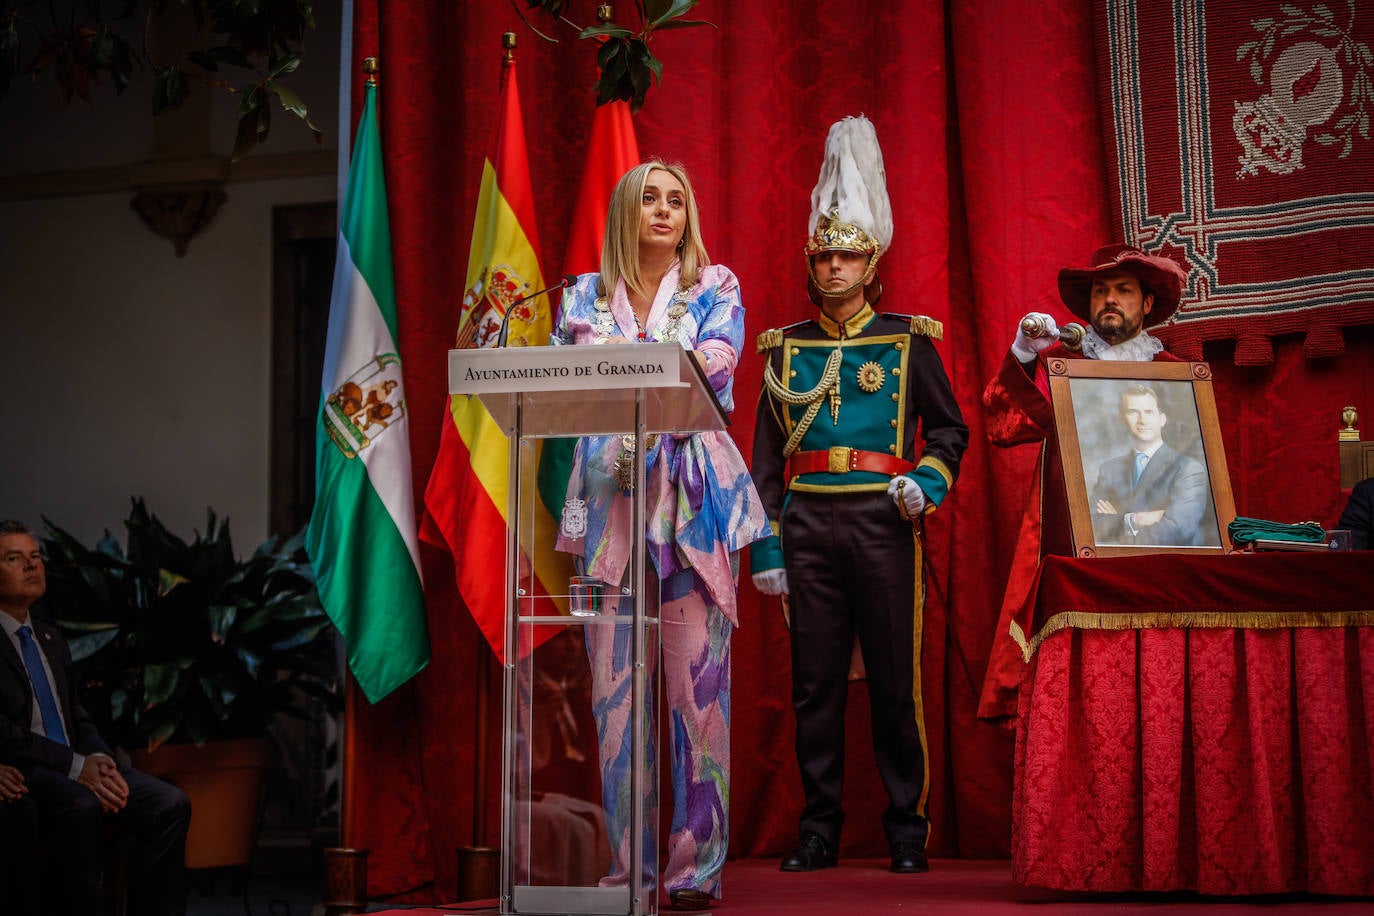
[{"x1": 450, "y1": 344, "x2": 683, "y2": 395}]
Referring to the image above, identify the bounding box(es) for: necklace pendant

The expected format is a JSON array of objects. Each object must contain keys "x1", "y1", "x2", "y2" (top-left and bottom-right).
[{"x1": 614, "y1": 451, "x2": 634, "y2": 491}]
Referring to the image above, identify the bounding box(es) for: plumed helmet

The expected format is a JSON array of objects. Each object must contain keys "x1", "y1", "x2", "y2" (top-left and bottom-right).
[{"x1": 804, "y1": 116, "x2": 892, "y2": 304}]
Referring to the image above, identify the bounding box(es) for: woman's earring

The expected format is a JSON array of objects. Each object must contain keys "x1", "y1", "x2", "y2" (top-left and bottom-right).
[{"x1": 676, "y1": 237, "x2": 685, "y2": 251}]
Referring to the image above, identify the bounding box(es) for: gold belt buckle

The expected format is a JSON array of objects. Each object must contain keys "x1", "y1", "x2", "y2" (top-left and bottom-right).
[{"x1": 827, "y1": 445, "x2": 852, "y2": 474}]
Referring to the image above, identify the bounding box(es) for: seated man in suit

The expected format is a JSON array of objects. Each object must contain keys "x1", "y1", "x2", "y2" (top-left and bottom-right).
[
  {"x1": 1090, "y1": 384, "x2": 1216, "y2": 547},
  {"x1": 1339, "y1": 477, "x2": 1374, "y2": 550},
  {"x1": 1, "y1": 759, "x2": 40, "y2": 916},
  {"x1": 0, "y1": 519, "x2": 191, "y2": 916}
]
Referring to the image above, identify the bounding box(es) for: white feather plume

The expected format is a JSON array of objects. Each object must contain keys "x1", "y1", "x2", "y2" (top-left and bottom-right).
[{"x1": 808, "y1": 115, "x2": 893, "y2": 249}]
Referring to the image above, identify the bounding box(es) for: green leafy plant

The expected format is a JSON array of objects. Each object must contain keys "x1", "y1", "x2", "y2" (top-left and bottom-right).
[
  {"x1": 0, "y1": 0, "x2": 321, "y2": 160},
  {"x1": 519, "y1": 0, "x2": 713, "y2": 112},
  {"x1": 37, "y1": 498, "x2": 339, "y2": 751}
]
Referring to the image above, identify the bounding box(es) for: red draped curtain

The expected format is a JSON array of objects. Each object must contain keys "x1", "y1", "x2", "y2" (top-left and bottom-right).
[{"x1": 344, "y1": 0, "x2": 1374, "y2": 899}]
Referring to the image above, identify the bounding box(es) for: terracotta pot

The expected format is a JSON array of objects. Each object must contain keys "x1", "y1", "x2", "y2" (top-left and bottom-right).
[{"x1": 130, "y1": 737, "x2": 271, "y2": 869}]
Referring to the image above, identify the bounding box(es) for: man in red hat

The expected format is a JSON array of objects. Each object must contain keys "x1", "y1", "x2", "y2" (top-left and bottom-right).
[{"x1": 976, "y1": 244, "x2": 1189, "y2": 720}]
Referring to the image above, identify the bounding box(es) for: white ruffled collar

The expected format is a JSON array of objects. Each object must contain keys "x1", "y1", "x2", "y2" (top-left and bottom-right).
[{"x1": 1081, "y1": 326, "x2": 1165, "y2": 361}]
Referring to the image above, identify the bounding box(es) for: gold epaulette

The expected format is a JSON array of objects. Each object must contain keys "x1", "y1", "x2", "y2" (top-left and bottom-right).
[
  {"x1": 879, "y1": 312, "x2": 944, "y2": 340},
  {"x1": 910, "y1": 315, "x2": 943, "y2": 340},
  {"x1": 757, "y1": 320, "x2": 812, "y2": 353}
]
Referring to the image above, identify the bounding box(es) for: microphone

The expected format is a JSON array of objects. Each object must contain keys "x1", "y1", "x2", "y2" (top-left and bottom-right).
[
  {"x1": 497, "y1": 274, "x2": 578, "y2": 347},
  {"x1": 1020, "y1": 315, "x2": 1086, "y2": 352}
]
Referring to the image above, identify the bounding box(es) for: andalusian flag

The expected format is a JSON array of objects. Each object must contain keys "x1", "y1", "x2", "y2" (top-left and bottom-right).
[
  {"x1": 306, "y1": 78, "x2": 429, "y2": 703},
  {"x1": 421, "y1": 54, "x2": 568, "y2": 659}
]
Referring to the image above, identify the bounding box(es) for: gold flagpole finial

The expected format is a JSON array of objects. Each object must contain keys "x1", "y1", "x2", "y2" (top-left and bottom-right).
[
  {"x1": 502, "y1": 32, "x2": 516, "y2": 62},
  {"x1": 597, "y1": 4, "x2": 613, "y2": 22},
  {"x1": 363, "y1": 56, "x2": 379, "y2": 84}
]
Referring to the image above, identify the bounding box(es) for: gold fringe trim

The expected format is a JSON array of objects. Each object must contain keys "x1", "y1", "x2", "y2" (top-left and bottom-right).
[
  {"x1": 1010, "y1": 618, "x2": 1030, "y2": 659},
  {"x1": 910, "y1": 315, "x2": 943, "y2": 340},
  {"x1": 1023, "y1": 609, "x2": 1374, "y2": 660},
  {"x1": 756, "y1": 328, "x2": 783, "y2": 353}
]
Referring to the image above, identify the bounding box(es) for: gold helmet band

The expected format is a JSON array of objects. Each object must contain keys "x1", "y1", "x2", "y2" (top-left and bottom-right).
[
  {"x1": 805, "y1": 216, "x2": 882, "y2": 299},
  {"x1": 804, "y1": 216, "x2": 880, "y2": 257}
]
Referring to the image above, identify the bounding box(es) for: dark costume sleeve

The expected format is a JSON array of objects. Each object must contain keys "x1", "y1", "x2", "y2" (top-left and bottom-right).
[
  {"x1": 904, "y1": 334, "x2": 968, "y2": 506},
  {"x1": 749, "y1": 342, "x2": 788, "y2": 573}
]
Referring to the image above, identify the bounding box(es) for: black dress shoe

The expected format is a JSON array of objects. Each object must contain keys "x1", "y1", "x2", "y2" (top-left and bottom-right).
[
  {"x1": 780, "y1": 832, "x2": 838, "y2": 872},
  {"x1": 668, "y1": 888, "x2": 712, "y2": 910},
  {"x1": 889, "y1": 841, "x2": 929, "y2": 874}
]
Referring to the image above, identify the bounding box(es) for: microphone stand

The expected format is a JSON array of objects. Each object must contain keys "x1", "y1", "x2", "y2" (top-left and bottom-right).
[{"x1": 496, "y1": 274, "x2": 577, "y2": 347}]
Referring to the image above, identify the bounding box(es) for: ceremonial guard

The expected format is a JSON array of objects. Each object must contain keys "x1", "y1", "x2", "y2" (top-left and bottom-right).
[{"x1": 750, "y1": 116, "x2": 968, "y2": 875}]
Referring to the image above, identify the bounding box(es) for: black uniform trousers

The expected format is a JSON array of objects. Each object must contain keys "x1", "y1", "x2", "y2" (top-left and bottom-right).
[{"x1": 782, "y1": 489, "x2": 928, "y2": 849}]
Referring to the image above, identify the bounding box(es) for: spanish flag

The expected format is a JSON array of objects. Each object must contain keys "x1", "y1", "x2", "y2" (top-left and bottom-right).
[{"x1": 421, "y1": 52, "x2": 567, "y2": 659}]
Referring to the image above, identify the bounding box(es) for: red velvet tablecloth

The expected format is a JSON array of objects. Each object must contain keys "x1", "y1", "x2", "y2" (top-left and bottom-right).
[{"x1": 1013, "y1": 553, "x2": 1374, "y2": 894}]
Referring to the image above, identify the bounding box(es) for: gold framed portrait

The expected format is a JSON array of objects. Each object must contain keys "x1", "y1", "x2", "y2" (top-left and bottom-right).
[{"x1": 1048, "y1": 359, "x2": 1236, "y2": 557}]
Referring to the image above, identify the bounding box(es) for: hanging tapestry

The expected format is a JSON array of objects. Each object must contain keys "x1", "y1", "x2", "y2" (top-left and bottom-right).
[{"x1": 1094, "y1": 0, "x2": 1374, "y2": 364}]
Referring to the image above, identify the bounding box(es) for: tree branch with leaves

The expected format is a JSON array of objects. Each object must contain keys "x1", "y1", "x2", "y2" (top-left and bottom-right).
[
  {"x1": 1, "y1": 0, "x2": 321, "y2": 161},
  {"x1": 518, "y1": 0, "x2": 713, "y2": 112}
]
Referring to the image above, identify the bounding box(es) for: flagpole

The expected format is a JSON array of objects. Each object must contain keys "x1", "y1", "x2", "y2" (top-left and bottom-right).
[
  {"x1": 470, "y1": 35, "x2": 521, "y2": 853},
  {"x1": 322, "y1": 53, "x2": 381, "y2": 916},
  {"x1": 455, "y1": 36, "x2": 513, "y2": 901}
]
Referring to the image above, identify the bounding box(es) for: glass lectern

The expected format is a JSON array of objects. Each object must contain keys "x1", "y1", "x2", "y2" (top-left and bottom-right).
[{"x1": 448, "y1": 343, "x2": 728, "y2": 916}]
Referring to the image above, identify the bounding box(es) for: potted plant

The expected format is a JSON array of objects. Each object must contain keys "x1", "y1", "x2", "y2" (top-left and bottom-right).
[{"x1": 35, "y1": 498, "x2": 339, "y2": 869}]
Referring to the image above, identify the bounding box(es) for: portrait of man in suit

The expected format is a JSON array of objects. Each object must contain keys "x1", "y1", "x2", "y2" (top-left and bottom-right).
[{"x1": 1088, "y1": 384, "x2": 1220, "y2": 547}]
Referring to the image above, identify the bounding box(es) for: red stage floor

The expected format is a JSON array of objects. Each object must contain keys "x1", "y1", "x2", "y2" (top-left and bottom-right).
[{"x1": 365, "y1": 857, "x2": 1374, "y2": 914}]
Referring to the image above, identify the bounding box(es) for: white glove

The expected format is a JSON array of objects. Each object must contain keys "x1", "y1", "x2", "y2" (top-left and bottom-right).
[
  {"x1": 1011, "y1": 312, "x2": 1060, "y2": 363},
  {"x1": 887, "y1": 474, "x2": 926, "y2": 517},
  {"x1": 752, "y1": 568, "x2": 789, "y2": 596}
]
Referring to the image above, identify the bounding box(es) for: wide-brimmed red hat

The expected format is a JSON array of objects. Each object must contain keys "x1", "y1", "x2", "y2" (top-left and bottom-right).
[{"x1": 1057, "y1": 244, "x2": 1187, "y2": 328}]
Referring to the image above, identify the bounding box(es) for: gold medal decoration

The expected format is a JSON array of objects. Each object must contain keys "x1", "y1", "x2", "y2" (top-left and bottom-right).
[
  {"x1": 614, "y1": 434, "x2": 660, "y2": 490},
  {"x1": 857, "y1": 361, "x2": 886, "y2": 393}
]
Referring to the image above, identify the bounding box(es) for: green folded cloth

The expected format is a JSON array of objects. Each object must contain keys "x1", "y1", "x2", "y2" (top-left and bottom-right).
[{"x1": 1227, "y1": 516, "x2": 1326, "y2": 545}]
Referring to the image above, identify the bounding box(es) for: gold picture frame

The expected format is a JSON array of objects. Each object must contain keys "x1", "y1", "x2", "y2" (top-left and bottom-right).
[{"x1": 1048, "y1": 359, "x2": 1236, "y2": 557}]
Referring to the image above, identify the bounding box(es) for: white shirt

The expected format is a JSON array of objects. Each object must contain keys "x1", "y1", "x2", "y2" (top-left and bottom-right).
[{"x1": 1, "y1": 611, "x2": 87, "y2": 780}]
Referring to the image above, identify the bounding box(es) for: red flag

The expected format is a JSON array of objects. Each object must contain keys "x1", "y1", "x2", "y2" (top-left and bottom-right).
[
  {"x1": 533, "y1": 102, "x2": 643, "y2": 525},
  {"x1": 421, "y1": 56, "x2": 566, "y2": 659},
  {"x1": 563, "y1": 100, "x2": 641, "y2": 275}
]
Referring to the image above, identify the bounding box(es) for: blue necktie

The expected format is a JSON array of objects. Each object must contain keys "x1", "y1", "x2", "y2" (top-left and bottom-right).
[
  {"x1": 17, "y1": 626, "x2": 68, "y2": 746},
  {"x1": 1133, "y1": 451, "x2": 1149, "y2": 487}
]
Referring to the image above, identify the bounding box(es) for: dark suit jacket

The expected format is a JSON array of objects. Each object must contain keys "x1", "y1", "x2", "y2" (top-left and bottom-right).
[
  {"x1": 1090, "y1": 442, "x2": 1217, "y2": 546},
  {"x1": 0, "y1": 617, "x2": 111, "y2": 775},
  {"x1": 1339, "y1": 478, "x2": 1374, "y2": 550}
]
